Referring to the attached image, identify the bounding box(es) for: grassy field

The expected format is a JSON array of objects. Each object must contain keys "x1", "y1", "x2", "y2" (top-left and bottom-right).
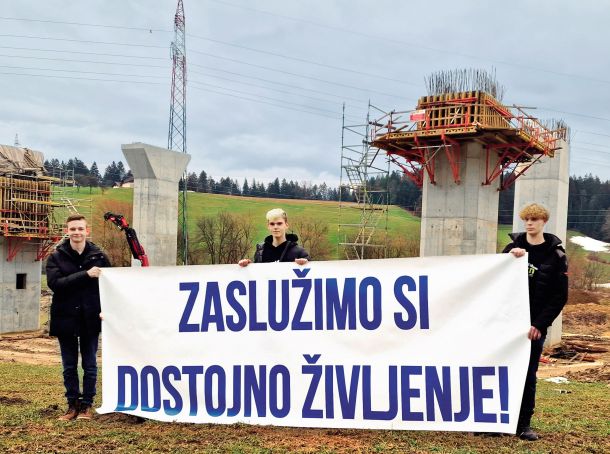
[
  {"x1": 63, "y1": 187, "x2": 422, "y2": 259},
  {"x1": 60, "y1": 186, "x2": 610, "y2": 277},
  {"x1": 0, "y1": 362, "x2": 608, "y2": 453}
]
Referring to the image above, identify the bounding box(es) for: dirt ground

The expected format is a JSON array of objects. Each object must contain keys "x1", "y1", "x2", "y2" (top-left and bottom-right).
[{"x1": 1, "y1": 289, "x2": 609, "y2": 381}]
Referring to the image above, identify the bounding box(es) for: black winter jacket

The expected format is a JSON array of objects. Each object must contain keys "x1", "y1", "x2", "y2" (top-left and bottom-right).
[
  {"x1": 46, "y1": 240, "x2": 111, "y2": 337},
  {"x1": 502, "y1": 232, "x2": 568, "y2": 334},
  {"x1": 253, "y1": 233, "x2": 310, "y2": 263}
]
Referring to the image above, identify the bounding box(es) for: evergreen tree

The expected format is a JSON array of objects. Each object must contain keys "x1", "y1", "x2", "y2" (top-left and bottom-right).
[
  {"x1": 267, "y1": 178, "x2": 280, "y2": 197},
  {"x1": 102, "y1": 161, "x2": 119, "y2": 186},
  {"x1": 88, "y1": 161, "x2": 101, "y2": 186},
  {"x1": 187, "y1": 172, "x2": 198, "y2": 191},
  {"x1": 197, "y1": 170, "x2": 208, "y2": 193},
  {"x1": 116, "y1": 161, "x2": 126, "y2": 180}
]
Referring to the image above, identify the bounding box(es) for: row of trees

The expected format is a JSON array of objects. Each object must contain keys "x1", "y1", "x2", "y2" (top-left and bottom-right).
[
  {"x1": 44, "y1": 158, "x2": 129, "y2": 188},
  {"x1": 46, "y1": 157, "x2": 610, "y2": 240},
  {"x1": 181, "y1": 171, "x2": 343, "y2": 201},
  {"x1": 498, "y1": 174, "x2": 610, "y2": 241}
]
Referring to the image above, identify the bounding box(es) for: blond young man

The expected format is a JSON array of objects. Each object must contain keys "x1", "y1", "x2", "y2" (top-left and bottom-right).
[
  {"x1": 503, "y1": 203, "x2": 568, "y2": 441},
  {"x1": 46, "y1": 215, "x2": 111, "y2": 421},
  {"x1": 239, "y1": 208, "x2": 309, "y2": 266}
]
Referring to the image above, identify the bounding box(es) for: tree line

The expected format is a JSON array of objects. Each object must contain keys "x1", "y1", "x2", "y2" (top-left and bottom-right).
[{"x1": 45, "y1": 157, "x2": 610, "y2": 240}]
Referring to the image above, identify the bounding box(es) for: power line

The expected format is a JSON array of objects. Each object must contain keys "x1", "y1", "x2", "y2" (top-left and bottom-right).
[
  {"x1": 189, "y1": 48, "x2": 409, "y2": 100},
  {"x1": 1, "y1": 33, "x2": 608, "y2": 128},
  {"x1": 0, "y1": 47, "x2": 371, "y2": 104},
  {"x1": 0, "y1": 52, "x2": 168, "y2": 67},
  {"x1": 0, "y1": 33, "x2": 167, "y2": 49},
  {"x1": 190, "y1": 85, "x2": 343, "y2": 120},
  {"x1": 206, "y1": 0, "x2": 610, "y2": 86},
  {"x1": 0, "y1": 45, "x2": 167, "y2": 60},
  {"x1": 0, "y1": 53, "x2": 368, "y2": 111},
  {"x1": 187, "y1": 33, "x2": 418, "y2": 87},
  {"x1": 0, "y1": 70, "x2": 164, "y2": 85},
  {"x1": 4, "y1": 11, "x2": 610, "y2": 88},
  {"x1": 0, "y1": 64, "x2": 166, "y2": 79},
  {"x1": 0, "y1": 34, "x2": 411, "y2": 99},
  {"x1": 189, "y1": 69, "x2": 367, "y2": 113},
  {"x1": 0, "y1": 16, "x2": 170, "y2": 33},
  {"x1": 190, "y1": 79, "x2": 360, "y2": 120},
  {"x1": 189, "y1": 64, "x2": 369, "y2": 104}
]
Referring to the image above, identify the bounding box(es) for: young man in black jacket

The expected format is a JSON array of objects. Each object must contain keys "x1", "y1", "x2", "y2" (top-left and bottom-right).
[
  {"x1": 238, "y1": 208, "x2": 309, "y2": 266},
  {"x1": 46, "y1": 214, "x2": 111, "y2": 421},
  {"x1": 503, "y1": 203, "x2": 568, "y2": 441}
]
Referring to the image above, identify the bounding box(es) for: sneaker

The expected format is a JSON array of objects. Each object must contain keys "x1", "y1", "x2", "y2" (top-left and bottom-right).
[
  {"x1": 517, "y1": 426, "x2": 539, "y2": 441},
  {"x1": 57, "y1": 403, "x2": 79, "y2": 421},
  {"x1": 76, "y1": 405, "x2": 94, "y2": 420}
]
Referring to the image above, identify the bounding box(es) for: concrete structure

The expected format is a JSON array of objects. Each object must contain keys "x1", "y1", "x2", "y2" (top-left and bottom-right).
[
  {"x1": 420, "y1": 142, "x2": 500, "y2": 256},
  {"x1": 0, "y1": 239, "x2": 41, "y2": 334},
  {"x1": 512, "y1": 139, "x2": 570, "y2": 346},
  {"x1": 122, "y1": 143, "x2": 190, "y2": 267}
]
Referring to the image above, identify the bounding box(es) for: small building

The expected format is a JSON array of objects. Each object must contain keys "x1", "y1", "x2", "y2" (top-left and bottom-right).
[{"x1": 0, "y1": 145, "x2": 64, "y2": 334}]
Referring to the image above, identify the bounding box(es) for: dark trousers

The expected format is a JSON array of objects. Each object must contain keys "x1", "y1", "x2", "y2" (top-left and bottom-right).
[
  {"x1": 58, "y1": 334, "x2": 99, "y2": 406},
  {"x1": 518, "y1": 335, "x2": 546, "y2": 428}
]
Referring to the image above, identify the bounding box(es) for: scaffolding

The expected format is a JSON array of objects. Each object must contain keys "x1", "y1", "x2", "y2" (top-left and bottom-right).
[
  {"x1": 0, "y1": 162, "x2": 90, "y2": 262},
  {"x1": 338, "y1": 103, "x2": 390, "y2": 260},
  {"x1": 371, "y1": 91, "x2": 568, "y2": 190}
]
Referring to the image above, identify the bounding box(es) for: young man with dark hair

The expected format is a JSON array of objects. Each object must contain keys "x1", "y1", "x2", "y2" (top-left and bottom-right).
[
  {"x1": 503, "y1": 203, "x2": 568, "y2": 441},
  {"x1": 239, "y1": 208, "x2": 309, "y2": 266},
  {"x1": 46, "y1": 214, "x2": 111, "y2": 421}
]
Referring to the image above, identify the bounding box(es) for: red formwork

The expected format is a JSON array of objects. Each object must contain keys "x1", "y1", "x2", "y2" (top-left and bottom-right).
[{"x1": 370, "y1": 92, "x2": 567, "y2": 189}]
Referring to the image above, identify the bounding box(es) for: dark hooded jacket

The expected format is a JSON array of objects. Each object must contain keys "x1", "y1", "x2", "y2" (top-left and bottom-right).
[
  {"x1": 46, "y1": 239, "x2": 111, "y2": 337},
  {"x1": 502, "y1": 232, "x2": 568, "y2": 335},
  {"x1": 253, "y1": 233, "x2": 310, "y2": 263}
]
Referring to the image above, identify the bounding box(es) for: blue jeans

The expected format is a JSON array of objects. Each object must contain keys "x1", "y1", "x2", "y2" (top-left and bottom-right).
[
  {"x1": 518, "y1": 335, "x2": 546, "y2": 428},
  {"x1": 58, "y1": 334, "x2": 99, "y2": 406}
]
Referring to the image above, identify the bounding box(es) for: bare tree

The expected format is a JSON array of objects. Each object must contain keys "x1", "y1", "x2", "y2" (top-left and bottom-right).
[
  {"x1": 601, "y1": 208, "x2": 610, "y2": 242},
  {"x1": 193, "y1": 211, "x2": 255, "y2": 264},
  {"x1": 361, "y1": 235, "x2": 419, "y2": 259},
  {"x1": 91, "y1": 199, "x2": 133, "y2": 267},
  {"x1": 291, "y1": 217, "x2": 332, "y2": 260}
]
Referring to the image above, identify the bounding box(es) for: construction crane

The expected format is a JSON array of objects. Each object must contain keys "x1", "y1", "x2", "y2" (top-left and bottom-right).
[{"x1": 103, "y1": 212, "x2": 149, "y2": 267}]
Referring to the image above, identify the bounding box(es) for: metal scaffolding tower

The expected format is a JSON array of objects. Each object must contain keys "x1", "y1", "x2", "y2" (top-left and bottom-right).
[
  {"x1": 168, "y1": 0, "x2": 188, "y2": 264},
  {"x1": 338, "y1": 103, "x2": 390, "y2": 260}
]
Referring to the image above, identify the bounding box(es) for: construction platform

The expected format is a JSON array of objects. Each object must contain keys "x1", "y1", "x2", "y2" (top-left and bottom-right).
[
  {"x1": 370, "y1": 91, "x2": 567, "y2": 189},
  {"x1": 0, "y1": 145, "x2": 70, "y2": 261}
]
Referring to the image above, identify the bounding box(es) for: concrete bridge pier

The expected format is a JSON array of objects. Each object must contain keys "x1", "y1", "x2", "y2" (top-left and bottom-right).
[
  {"x1": 420, "y1": 142, "x2": 500, "y2": 257},
  {"x1": 121, "y1": 143, "x2": 190, "y2": 267},
  {"x1": 512, "y1": 139, "x2": 570, "y2": 346}
]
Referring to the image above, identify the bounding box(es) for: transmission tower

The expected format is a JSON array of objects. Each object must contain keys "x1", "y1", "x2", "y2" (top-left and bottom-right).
[{"x1": 168, "y1": 0, "x2": 188, "y2": 264}]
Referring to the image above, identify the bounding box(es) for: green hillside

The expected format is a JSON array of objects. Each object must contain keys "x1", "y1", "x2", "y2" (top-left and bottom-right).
[
  {"x1": 61, "y1": 187, "x2": 421, "y2": 259},
  {"x1": 60, "y1": 186, "x2": 608, "y2": 271}
]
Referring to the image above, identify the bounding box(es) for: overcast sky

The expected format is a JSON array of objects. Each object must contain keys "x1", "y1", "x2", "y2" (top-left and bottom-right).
[{"x1": 1, "y1": 0, "x2": 609, "y2": 185}]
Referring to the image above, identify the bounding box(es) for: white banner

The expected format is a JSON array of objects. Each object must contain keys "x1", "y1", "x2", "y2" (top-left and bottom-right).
[{"x1": 98, "y1": 254, "x2": 530, "y2": 433}]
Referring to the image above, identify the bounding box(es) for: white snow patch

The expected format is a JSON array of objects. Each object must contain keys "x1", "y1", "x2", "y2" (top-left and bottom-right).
[{"x1": 569, "y1": 236, "x2": 610, "y2": 253}]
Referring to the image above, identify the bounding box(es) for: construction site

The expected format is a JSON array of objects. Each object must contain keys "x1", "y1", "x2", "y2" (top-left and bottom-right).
[
  {"x1": 0, "y1": 145, "x2": 81, "y2": 334},
  {"x1": 339, "y1": 68, "x2": 568, "y2": 261}
]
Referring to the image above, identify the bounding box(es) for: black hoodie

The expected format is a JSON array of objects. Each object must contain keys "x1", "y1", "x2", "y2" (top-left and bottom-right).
[
  {"x1": 253, "y1": 233, "x2": 310, "y2": 263},
  {"x1": 502, "y1": 232, "x2": 568, "y2": 334},
  {"x1": 46, "y1": 239, "x2": 111, "y2": 337}
]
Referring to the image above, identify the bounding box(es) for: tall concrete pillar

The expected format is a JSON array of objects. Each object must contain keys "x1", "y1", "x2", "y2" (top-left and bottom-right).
[
  {"x1": 420, "y1": 142, "x2": 500, "y2": 256},
  {"x1": 512, "y1": 139, "x2": 570, "y2": 346},
  {"x1": 0, "y1": 239, "x2": 41, "y2": 334},
  {"x1": 121, "y1": 143, "x2": 190, "y2": 267}
]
